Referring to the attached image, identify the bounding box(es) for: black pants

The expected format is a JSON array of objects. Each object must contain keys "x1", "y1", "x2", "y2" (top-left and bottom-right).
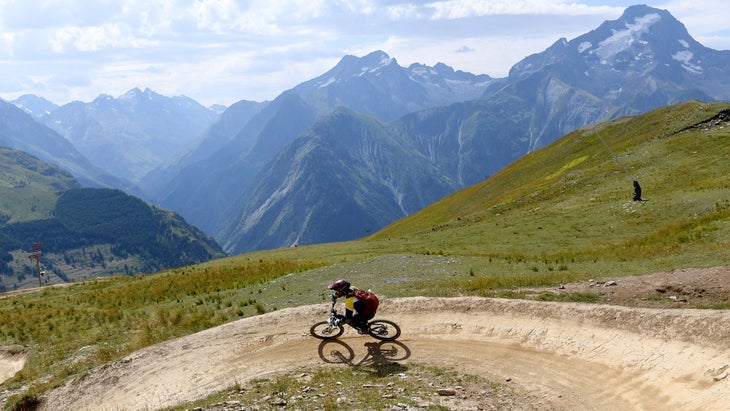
[{"x1": 347, "y1": 310, "x2": 375, "y2": 330}]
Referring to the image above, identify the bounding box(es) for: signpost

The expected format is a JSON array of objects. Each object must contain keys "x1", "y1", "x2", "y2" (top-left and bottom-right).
[{"x1": 27, "y1": 243, "x2": 43, "y2": 287}]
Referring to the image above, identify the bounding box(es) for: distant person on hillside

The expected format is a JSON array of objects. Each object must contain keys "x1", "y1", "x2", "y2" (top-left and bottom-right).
[
  {"x1": 633, "y1": 180, "x2": 644, "y2": 201},
  {"x1": 328, "y1": 279, "x2": 379, "y2": 333}
]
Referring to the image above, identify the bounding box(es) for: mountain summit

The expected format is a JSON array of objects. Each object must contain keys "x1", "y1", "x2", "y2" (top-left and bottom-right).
[
  {"x1": 39, "y1": 88, "x2": 219, "y2": 183},
  {"x1": 9, "y1": 94, "x2": 59, "y2": 118},
  {"x1": 506, "y1": 5, "x2": 730, "y2": 104},
  {"x1": 286, "y1": 50, "x2": 492, "y2": 121}
]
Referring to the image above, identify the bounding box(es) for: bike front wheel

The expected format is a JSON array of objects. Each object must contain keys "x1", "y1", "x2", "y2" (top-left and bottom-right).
[
  {"x1": 310, "y1": 321, "x2": 345, "y2": 339},
  {"x1": 367, "y1": 319, "x2": 401, "y2": 341},
  {"x1": 317, "y1": 340, "x2": 355, "y2": 363}
]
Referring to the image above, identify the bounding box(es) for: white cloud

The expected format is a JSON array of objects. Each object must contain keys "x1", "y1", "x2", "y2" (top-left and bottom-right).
[
  {"x1": 425, "y1": 0, "x2": 618, "y2": 19},
  {"x1": 50, "y1": 23, "x2": 156, "y2": 53},
  {"x1": 659, "y1": 0, "x2": 730, "y2": 49},
  {"x1": 0, "y1": 31, "x2": 14, "y2": 57},
  {"x1": 187, "y1": 0, "x2": 244, "y2": 32}
]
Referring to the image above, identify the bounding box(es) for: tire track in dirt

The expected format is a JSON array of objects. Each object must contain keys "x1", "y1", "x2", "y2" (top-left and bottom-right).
[{"x1": 32, "y1": 297, "x2": 730, "y2": 410}]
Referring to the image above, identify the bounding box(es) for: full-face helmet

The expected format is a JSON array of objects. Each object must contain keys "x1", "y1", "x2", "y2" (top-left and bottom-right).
[{"x1": 328, "y1": 279, "x2": 351, "y2": 296}]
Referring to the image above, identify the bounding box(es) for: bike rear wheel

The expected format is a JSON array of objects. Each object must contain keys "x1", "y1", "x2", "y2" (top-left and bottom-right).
[
  {"x1": 367, "y1": 319, "x2": 401, "y2": 341},
  {"x1": 310, "y1": 321, "x2": 345, "y2": 339},
  {"x1": 376, "y1": 340, "x2": 410, "y2": 361}
]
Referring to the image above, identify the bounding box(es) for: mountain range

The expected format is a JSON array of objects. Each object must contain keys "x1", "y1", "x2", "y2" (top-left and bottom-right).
[
  {"x1": 138, "y1": 49, "x2": 492, "y2": 242},
  {"x1": 3, "y1": 4, "x2": 730, "y2": 257},
  {"x1": 36, "y1": 88, "x2": 221, "y2": 183},
  {"x1": 174, "y1": 4, "x2": 730, "y2": 254}
]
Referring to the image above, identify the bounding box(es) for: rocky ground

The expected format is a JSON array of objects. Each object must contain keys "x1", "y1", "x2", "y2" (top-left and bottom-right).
[{"x1": 527, "y1": 265, "x2": 730, "y2": 309}]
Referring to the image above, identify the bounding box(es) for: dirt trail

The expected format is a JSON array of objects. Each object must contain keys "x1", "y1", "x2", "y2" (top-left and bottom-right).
[
  {"x1": 0, "y1": 352, "x2": 25, "y2": 388},
  {"x1": 29, "y1": 296, "x2": 730, "y2": 411}
]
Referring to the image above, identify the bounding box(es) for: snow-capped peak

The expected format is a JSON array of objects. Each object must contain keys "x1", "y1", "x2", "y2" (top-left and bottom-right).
[
  {"x1": 673, "y1": 49, "x2": 702, "y2": 73},
  {"x1": 359, "y1": 54, "x2": 394, "y2": 76},
  {"x1": 118, "y1": 87, "x2": 157, "y2": 103},
  {"x1": 595, "y1": 12, "x2": 661, "y2": 61}
]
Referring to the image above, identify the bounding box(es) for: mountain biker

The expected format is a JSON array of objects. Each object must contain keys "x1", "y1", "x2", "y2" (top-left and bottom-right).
[{"x1": 328, "y1": 279, "x2": 378, "y2": 334}]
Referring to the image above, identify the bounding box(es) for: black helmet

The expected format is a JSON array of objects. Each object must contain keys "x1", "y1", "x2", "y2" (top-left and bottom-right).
[{"x1": 328, "y1": 279, "x2": 350, "y2": 293}]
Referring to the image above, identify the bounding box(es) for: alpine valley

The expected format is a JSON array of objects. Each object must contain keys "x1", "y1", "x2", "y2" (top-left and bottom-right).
[{"x1": 1, "y1": 5, "x2": 729, "y2": 285}]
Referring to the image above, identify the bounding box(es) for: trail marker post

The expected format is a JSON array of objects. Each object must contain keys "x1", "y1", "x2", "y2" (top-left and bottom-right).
[{"x1": 27, "y1": 243, "x2": 43, "y2": 287}]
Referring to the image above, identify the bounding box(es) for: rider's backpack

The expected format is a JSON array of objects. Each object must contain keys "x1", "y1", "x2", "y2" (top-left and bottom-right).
[{"x1": 354, "y1": 289, "x2": 379, "y2": 315}]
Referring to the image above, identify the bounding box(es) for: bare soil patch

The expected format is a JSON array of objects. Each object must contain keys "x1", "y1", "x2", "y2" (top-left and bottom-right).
[
  {"x1": 0, "y1": 351, "x2": 25, "y2": 389},
  {"x1": 528, "y1": 266, "x2": 730, "y2": 308}
]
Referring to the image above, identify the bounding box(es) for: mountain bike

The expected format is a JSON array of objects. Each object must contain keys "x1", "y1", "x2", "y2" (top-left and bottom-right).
[{"x1": 310, "y1": 299, "x2": 401, "y2": 341}]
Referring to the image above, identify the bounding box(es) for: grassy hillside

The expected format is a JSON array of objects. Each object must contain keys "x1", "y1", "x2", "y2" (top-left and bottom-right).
[
  {"x1": 0, "y1": 147, "x2": 80, "y2": 224},
  {"x1": 0, "y1": 147, "x2": 227, "y2": 291},
  {"x1": 370, "y1": 100, "x2": 729, "y2": 270},
  {"x1": 1, "y1": 100, "x2": 729, "y2": 409}
]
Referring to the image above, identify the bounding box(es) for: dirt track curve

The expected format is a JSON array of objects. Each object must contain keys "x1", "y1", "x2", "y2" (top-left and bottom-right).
[{"x1": 16, "y1": 297, "x2": 730, "y2": 410}]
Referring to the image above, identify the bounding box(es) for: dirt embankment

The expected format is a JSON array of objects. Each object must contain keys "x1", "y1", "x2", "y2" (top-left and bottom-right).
[
  {"x1": 0, "y1": 351, "x2": 25, "y2": 389},
  {"x1": 539, "y1": 266, "x2": 730, "y2": 309},
  {"x1": 24, "y1": 292, "x2": 730, "y2": 411}
]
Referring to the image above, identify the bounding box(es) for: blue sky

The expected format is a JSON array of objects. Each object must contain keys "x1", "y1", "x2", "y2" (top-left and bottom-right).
[{"x1": 0, "y1": 0, "x2": 728, "y2": 107}]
